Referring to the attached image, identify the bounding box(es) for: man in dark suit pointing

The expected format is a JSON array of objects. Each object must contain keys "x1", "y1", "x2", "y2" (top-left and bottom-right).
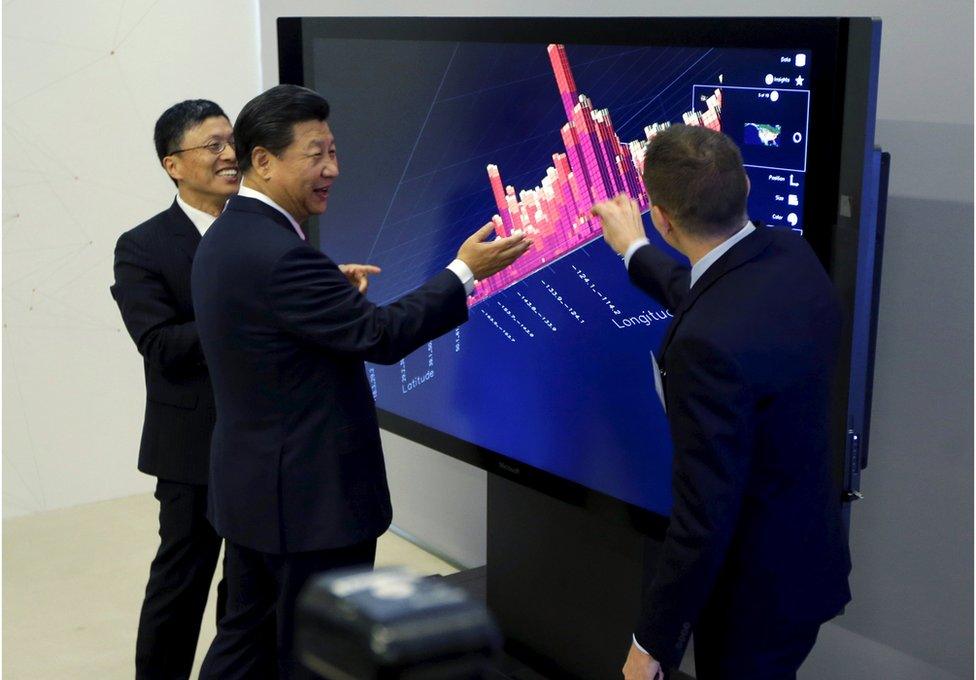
[
  {"x1": 192, "y1": 84, "x2": 530, "y2": 679},
  {"x1": 111, "y1": 99, "x2": 238, "y2": 679},
  {"x1": 592, "y1": 125, "x2": 851, "y2": 680}
]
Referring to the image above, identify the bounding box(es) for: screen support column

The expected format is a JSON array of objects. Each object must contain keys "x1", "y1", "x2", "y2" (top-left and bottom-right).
[{"x1": 486, "y1": 473, "x2": 685, "y2": 680}]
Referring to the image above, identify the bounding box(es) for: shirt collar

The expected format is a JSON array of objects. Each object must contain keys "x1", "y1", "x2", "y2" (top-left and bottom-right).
[
  {"x1": 175, "y1": 194, "x2": 221, "y2": 236},
  {"x1": 238, "y1": 184, "x2": 307, "y2": 241},
  {"x1": 689, "y1": 221, "x2": 756, "y2": 289}
]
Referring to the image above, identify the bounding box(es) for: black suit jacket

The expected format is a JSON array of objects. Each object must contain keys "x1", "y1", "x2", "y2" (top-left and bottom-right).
[
  {"x1": 629, "y1": 227, "x2": 852, "y2": 667},
  {"x1": 191, "y1": 195, "x2": 468, "y2": 555},
  {"x1": 111, "y1": 200, "x2": 216, "y2": 484}
]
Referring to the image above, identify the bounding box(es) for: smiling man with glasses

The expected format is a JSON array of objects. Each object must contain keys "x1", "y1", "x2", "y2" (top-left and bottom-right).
[{"x1": 111, "y1": 99, "x2": 241, "y2": 680}]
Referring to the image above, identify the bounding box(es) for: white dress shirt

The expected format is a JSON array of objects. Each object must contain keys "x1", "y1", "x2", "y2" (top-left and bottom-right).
[
  {"x1": 238, "y1": 184, "x2": 307, "y2": 240},
  {"x1": 622, "y1": 221, "x2": 756, "y2": 283},
  {"x1": 176, "y1": 194, "x2": 220, "y2": 236},
  {"x1": 689, "y1": 221, "x2": 755, "y2": 288},
  {"x1": 623, "y1": 237, "x2": 651, "y2": 270},
  {"x1": 237, "y1": 183, "x2": 475, "y2": 295},
  {"x1": 446, "y1": 258, "x2": 476, "y2": 295}
]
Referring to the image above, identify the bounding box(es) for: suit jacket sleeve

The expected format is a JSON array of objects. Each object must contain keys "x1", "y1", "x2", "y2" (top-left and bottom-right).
[
  {"x1": 266, "y1": 246, "x2": 468, "y2": 365},
  {"x1": 628, "y1": 244, "x2": 690, "y2": 310},
  {"x1": 111, "y1": 232, "x2": 204, "y2": 373},
  {"x1": 635, "y1": 334, "x2": 755, "y2": 668}
]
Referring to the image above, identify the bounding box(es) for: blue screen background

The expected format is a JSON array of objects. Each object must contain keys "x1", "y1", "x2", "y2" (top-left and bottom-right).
[{"x1": 309, "y1": 40, "x2": 811, "y2": 516}]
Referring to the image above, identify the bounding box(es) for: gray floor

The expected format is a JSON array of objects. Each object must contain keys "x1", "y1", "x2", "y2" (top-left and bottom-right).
[
  {"x1": 2, "y1": 493, "x2": 456, "y2": 679},
  {"x1": 5, "y1": 493, "x2": 959, "y2": 680}
]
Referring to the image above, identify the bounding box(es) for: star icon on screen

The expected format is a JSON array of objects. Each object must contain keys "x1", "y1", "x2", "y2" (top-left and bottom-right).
[{"x1": 795, "y1": 75, "x2": 805, "y2": 86}]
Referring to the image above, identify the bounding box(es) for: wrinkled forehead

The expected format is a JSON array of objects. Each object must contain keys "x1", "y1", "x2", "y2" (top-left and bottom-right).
[{"x1": 289, "y1": 119, "x2": 334, "y2": 151}]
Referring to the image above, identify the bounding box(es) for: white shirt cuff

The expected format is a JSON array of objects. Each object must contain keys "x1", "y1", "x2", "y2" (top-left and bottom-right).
[
  {"x1": 446, "y1": 259, "x2": 476, "y2": 296},
  {"x1": 632, "y1": 634, "x2": 650, "y2": 656},
  {"x1": 623, "y1": 238, "x2": 651, "y2": 270}
]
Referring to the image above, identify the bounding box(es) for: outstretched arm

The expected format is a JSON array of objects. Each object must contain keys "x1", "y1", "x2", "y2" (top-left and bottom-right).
[{"x1": 592, "y1": 194, "x2": 688, "y2": 309}]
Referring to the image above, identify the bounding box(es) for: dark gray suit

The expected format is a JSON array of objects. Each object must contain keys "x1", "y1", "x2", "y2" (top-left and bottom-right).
[
  {"x1": 629, "y1": 227, "x2": 851, "y2": 679},
  {"x1": 112, "y1": 199, "x2": 224, "y2": 680},
  {"x1": 192, "y1": 195, "x2": 468, "y2": 678}
]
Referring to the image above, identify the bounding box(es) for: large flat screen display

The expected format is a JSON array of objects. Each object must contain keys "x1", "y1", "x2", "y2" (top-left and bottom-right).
[{"x1": 281, "y1": 18, "x2": 867, "y2": 526}]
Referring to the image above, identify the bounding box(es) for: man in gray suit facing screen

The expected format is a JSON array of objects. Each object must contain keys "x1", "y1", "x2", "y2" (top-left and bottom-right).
[{"x1": 593, "y1": 125, "x2": 850, "y2": 680}]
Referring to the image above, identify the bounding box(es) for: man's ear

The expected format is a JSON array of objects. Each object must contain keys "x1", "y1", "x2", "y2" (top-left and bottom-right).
[
  {"x1": 651, "y1": 204, "x2": 673, "y2": 236},
  {"x1": 745, "y1": 172, "x2": 751, "y2": 197},
  {"x1": 252, "y1": 147, "x2": 273, "y2": 181},
  {"x1": 162, "y1": 156, "x2": 182, "y2": 183}
]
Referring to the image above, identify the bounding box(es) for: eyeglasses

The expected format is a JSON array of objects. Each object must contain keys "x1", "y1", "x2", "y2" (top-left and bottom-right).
[{"x1": 169, "y1": 138, "x2": 235, "y2": 156}]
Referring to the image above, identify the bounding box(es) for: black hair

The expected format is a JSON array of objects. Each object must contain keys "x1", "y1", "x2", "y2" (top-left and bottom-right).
[
  {"x1": 153, "y1": 99, "x2": 228, "y2": 186},
  {"x1": 153, "y1": 99, "x2": 228, "y2": 161},
  {"x1": 234, "y1": 85, "x2": 330, "y2": 174},
  {"x1": 642, "y1": 125, "x2": 749, "y2": 238}
]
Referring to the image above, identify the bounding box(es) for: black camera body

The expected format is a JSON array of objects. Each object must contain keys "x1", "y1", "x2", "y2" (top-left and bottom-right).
[{"x1": 297, "y1": 567, "x2": 502, "y2": 679}]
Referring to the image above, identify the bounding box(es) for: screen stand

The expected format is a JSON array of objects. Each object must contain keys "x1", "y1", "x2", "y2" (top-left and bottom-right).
[{"x1": 485, "y1": 473, "x2": 689, "y2": 679}]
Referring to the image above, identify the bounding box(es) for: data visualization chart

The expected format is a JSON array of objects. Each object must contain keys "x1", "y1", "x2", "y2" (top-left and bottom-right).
[
  {"x1": 310, "y1": 40, "x2": 814, "y2": 515},
  {"x1": 474, "y1": 45, "x2": 722, "y2": 305}
]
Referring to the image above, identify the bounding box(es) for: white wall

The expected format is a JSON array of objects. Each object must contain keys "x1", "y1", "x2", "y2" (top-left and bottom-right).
[
  {"x1": 2, "y1": 0, "x2": 261, "y2": 517},
  {"x1": 3, "y1": 1, "x2": 969, "y2": 677},
  {"x1": 258, "y1": 2, "x2": 973, "y2": 679}
]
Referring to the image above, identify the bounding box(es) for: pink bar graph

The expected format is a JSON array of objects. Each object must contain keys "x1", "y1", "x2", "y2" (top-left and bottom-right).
[{"x1": 470, "y1": 45, "x2": 722, "y2": 306}]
